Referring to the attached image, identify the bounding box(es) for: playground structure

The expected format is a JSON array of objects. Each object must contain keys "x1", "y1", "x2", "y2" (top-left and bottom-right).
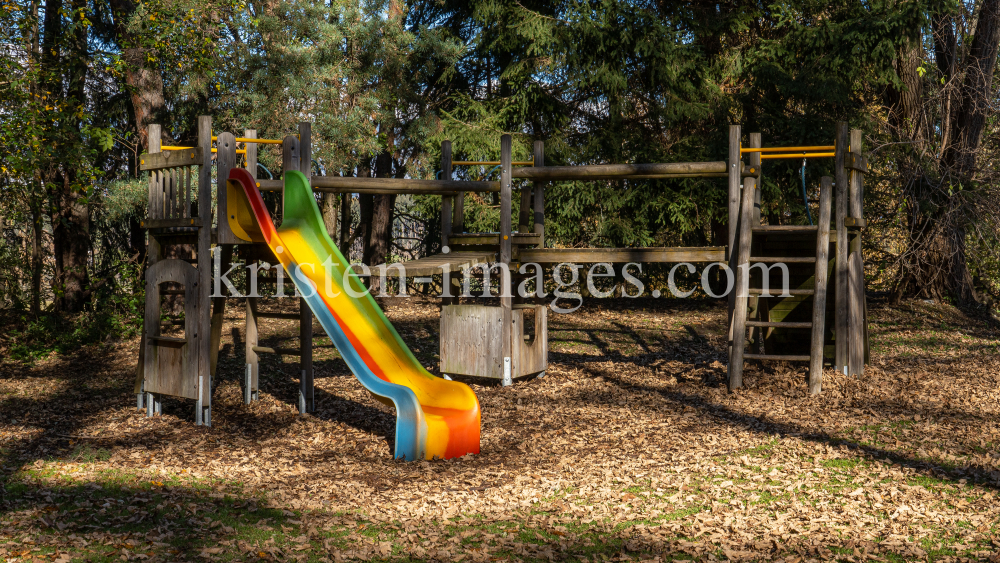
[{"x1": 134, "y1": 117, "x2": 868, "y2": 457}]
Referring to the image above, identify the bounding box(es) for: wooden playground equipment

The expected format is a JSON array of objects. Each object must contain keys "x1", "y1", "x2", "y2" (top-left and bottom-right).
[{"x1": 135, "y1": 117, "x2": 868, "y2": 425}]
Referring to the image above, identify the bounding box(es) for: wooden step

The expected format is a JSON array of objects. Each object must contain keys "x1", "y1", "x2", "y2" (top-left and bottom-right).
[
  {"x1": 745, "y1": 321, "x2": 812, "y2": 328},
  {"x1": 749, "y1": 256, "x2": 816, "y2": 263},
  {"x1": 752, "y1": 225, "x2": 818, "y2": 233},
  {"x1": 743, "y1": 353, "x2": 810, "y2": 361},
  {"x1": 749, "y1": 288, "x2": 815, "y2": 296}
]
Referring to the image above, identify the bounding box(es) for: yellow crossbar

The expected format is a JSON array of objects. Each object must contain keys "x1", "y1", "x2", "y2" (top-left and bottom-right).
[
  {"x1": 741, "y1": 145, "x2": 835, "y2": 154},
  {"x1": 759, "y1": 152, "x2": 834, "y2": 160},
  {"x1": 162, "y1": 145, "x2": 246, "y2": 154},
  {"x1": 452, "y1": 160, "x2": 534, "y2": 166}
]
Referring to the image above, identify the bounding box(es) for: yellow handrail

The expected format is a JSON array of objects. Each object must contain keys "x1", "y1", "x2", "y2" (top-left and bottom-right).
[
  {"x1": 759, "y1": 152, "x2": 834, "y2": 160},
  {"x1": 452, "y1": 160, "x2": 534, "y2": 166},
  {"x1": 211, "y1": 136, "x2": 285, "y2": 144},
  {"x1": 741, "y1": 145, "x2": 835, "y2": 154}
]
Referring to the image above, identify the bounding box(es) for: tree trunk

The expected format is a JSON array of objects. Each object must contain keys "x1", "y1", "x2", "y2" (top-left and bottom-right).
[
  {"x1": 321, "y1": 192, "x2": 339, "y2": 243},
  {"x1": 363, "y1": 151, "x2": 396, "y2": 267},
  {"x1": 109, "y1": 0, "x2": 166, "y2": 152}
]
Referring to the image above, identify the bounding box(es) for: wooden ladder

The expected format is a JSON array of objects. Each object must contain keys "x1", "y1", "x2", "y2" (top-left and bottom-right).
[{"x1": 728, "y1": 176, "x2": 834, "y2": 395}]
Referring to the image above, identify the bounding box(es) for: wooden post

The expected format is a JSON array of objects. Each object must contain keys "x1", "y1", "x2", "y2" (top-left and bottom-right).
[
  {"x1": 809, "y1": 177, "x2": 834, "y2": 395},
  {"x1": 518, "y1": 147, "x2": 532, "y2": 232},
  {"x1": 245, "y1": 285, "x2": 259, "y2": 404},
  {"x1": 749, "y1": 133, "x2": 762, "y2": 227},
  {"x1": 747, "y1": 133, "x2": 762, "y2": 348},
  {"x1": 726, "y1": 124, "x2": 741, "y2": 371},
  {"x1": 727, "y1": 125, "x2": 741, "y2": 262},
  {"x1": 209, "y1": 245, "x2": 230, "y2": 377},
  {"x1": 500, "y1": 134, "x2": 513, "y2": 386},
  {"x1": 728, "y1": 175, "x2": 757, "y2": 391},
  {"x1": 453, "y1": 140, "x2": 465, "y2": 234},
  {"x1": 834, "y1": 122, "x2": 849, "y2": 374},
  {"x1": 532, "y1": 141, "x2": 545, "y2": 242},
  {"x1": 297, "y1": 122, "x2": 314, "y2": 413},
  {"x1": 244, "y1": 129, "x2": 259, "y2": 404},
  {"x1": 137, "y1": 124, "x2": 163, "y2": 410},
  {"x1": 848, "y1": 128, "x2": 865, "y2": 376},
  {"x1": 216, "y1": 132, "x2": 237, "y2": 244},
  {"x1": 196, "y1": 115, "x2": 213, "y2": 426},
  {"x1": 282, "y1": 134, "x2": 300, "y2": 216},
  {"x1": 441, "y1": 141, "x2": 453, "y2": 248}
]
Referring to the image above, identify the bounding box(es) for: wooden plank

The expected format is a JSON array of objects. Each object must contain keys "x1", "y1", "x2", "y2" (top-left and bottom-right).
[
  {"x1": 810, "y1": 176, "x2": 833, "y2": 395},
  {"x1": 745, "y1": 354, "x2": 810, "y2": 361},
  {"x1": 312, "y1": 176, "x2": 498, "y2": 192},
  {"x1": 746, "y1": 321, "x2": 812, "y2": 328},
  {"x1": 375, "y1": 251, "x2": 496, "y2": 278},
  {"x1": 450, "y1": 232, "x2": 541, "y2": 246},
  {"x1": 511, "y1": 161, "x2": 727, "y2": 180},
  {"x1": 532, "y1": 140, "x2": 545, "y2": 241},
  {"x1": 519, "y1": 246, "x2": 725, "y2": 264},
  {"x1": 844, "y1": 217, "x2": 867, "y2": 228},
  {"x1": 440, "y1": 305, "x2": 503, "y2": 379},
  {"x1": 834, "y1": 122, "x2": 849, "y2": 374},
  {"x1": 141, "y1": 218, "x2": 202, "y2": 229},
  {"x1": 140, "y1": 147, "x2": 203, "y2": 171},
  {"x1": 728, "y1": 176, "x2": 757, "y2": 390}
]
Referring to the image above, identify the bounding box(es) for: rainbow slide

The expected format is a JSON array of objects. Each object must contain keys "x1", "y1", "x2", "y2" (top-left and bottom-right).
[{"x1": 226, "y1": 168, "x2": 480, "y2": 460}]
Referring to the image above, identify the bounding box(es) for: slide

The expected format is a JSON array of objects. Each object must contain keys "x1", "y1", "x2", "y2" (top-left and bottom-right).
[{"x1": 226, "y1": 168, "x2": 480, "y2": 460}]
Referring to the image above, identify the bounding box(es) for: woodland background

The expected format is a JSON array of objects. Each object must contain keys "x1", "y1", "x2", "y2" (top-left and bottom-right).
[{"x1": 1, "y1": 0, "x2": 1000, "y2": 347}]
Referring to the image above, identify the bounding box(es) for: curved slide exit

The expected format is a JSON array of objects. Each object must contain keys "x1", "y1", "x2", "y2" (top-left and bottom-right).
[{"x1": 227, "y1": 168, "x2": 480, "y2": 460}]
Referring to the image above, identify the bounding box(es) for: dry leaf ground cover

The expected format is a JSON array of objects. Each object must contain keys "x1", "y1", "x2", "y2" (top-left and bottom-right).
[{"x1": 1, "y1": 297, "x2": 1000, "y2": 562}]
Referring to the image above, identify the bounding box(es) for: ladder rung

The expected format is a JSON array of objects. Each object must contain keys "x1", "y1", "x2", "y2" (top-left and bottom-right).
[
  {"x1": 252, "y1": 345, "x2": 300, "y2": 356},
  {"x1": 256, "y1": 312, "x2": 302, "y2": 320},
  {"x1": 748, "y1": 256, "x2": 816, "y2": 263},
  {"x1": 749, "y1": 288, "x2": 815, "y2": 295},
  {"x1": 752, "y1": 225, "x2": 819, "y2": 232},
  {"x1": 745, "y1": 321, "x2": 812, "y2": 328},
  {"x1": 744, "y1": 353, "x2": 810, "y2": 361}
]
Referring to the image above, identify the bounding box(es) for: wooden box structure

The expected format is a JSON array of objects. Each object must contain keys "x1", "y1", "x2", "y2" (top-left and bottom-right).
[{"x1": 440, "y1": 304, "x2": 547, "y2": 383}]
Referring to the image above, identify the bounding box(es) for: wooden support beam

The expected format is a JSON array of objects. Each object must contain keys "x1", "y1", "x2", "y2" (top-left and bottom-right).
[
  {"x1": 511, "y1": 161, "x2": 727, "y2": 180},
  {"x1": 196, "y1": 115, "x2": 213, "y2": 426},
  {"x1": 749, "y1": 133, "x2": 762, "y2": 227},
  {"x1": 500, "y1": 134, "x2": 513, "y2": 387},
  {"x1": 848, "y1": 128, "x2": 865, "y2": 377},
  {"x1": 139, "y1": 148, "x2": 202, "y2": 171},
  {"x1": 518, "y1": 247, "x2": 725, "y2": 264},
  {"x1": 441, "y1": 141, "x2": 453, "y2": 249},
  {"x1": 727, "y1": 124, "x2": 741, "y2": 375},
  {"x1": 810, "y1": 176, "x2": 834, "y2": 395},
  {"x1": 834, "y1": 122, "x2": 849, "y2": 374},
  {"x1": 728, "y1": 176, "x2": 757, "y2": 391}
]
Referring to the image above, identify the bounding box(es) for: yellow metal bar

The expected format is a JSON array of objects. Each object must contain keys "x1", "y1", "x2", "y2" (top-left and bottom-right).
[
  {"x1": 452, "y1": 160, "x2": 534, "y2": 166},
  {"x1": 211, "y1": 135, "x2": 287, "y2": 144},
  {"x1": 163, "y1": 146, "x2": 244, "y2": 154},
  {"x1": 759, "y1": 152, "x2": 834, "y2": 160},
  {"x1": 741, "y1": 145, "x2": 835, "y2": 154}
]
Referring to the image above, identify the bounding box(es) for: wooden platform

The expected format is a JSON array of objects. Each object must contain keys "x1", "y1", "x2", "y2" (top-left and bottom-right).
[{"x1": 371, "y1": 251, "x2": 497, "y2": 278}]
